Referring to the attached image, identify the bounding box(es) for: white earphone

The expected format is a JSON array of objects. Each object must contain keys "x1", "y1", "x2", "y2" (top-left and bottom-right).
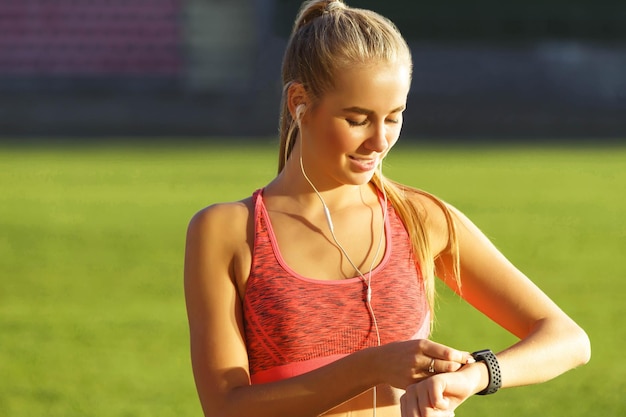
[{"x1": 295, "y1": 104, "x2": 305, "y2": 124}]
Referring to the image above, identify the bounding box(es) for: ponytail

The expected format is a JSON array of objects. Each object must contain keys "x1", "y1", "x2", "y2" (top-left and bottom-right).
[{"x1": 292, "y1": 0, "x2": 346, "y2": 33}]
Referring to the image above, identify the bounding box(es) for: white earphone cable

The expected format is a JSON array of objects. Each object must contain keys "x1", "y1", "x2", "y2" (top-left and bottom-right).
[{"x1": 297, "y1": 120, "x2": 387, "y2": 417}]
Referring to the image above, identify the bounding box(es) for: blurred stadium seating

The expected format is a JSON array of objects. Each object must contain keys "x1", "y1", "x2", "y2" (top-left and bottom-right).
[
  {"x1": 0, "y1": 0, "x2": 182, "y2": 76},
  {"x1": 0, "y1": 0, "x2": 624, "y2": 140}
]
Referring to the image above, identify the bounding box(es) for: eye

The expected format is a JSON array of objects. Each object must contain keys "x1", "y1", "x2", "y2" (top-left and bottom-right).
[
  {"x1": 387, "y1": 113, "x2": 403, "y2": 124},
  {"x1": 346, "y1": 118, "x2": 368, "y2": 127}
]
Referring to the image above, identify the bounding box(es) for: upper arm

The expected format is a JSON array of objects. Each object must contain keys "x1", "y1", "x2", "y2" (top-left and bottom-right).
[
  {"x1": 183, "y1": 203, "x2": 252, "y2": 414},
  {"x1": 433, "y1": 204, "x2": 570, "y2": 339}
]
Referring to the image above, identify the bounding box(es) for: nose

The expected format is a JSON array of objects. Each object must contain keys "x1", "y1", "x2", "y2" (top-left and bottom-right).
[{"x1": 365, "y1": 121, "x2": 389, "y2": 153}]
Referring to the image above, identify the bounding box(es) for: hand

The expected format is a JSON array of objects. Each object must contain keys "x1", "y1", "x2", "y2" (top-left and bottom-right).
[
  {"x1": 399, "y1": 363, "x2": 483, "y2": 417},
  {"x1": 376, "y1": 339, "x2": 473, "y2": 389}
]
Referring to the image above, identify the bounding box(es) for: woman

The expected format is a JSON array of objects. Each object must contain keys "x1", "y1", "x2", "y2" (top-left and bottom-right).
[{"x1": 184, "y1": 1, "x2": 590, "y2": 416}]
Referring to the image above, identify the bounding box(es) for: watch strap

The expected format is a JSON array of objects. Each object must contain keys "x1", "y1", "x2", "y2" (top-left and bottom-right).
[{"x1": 472, "y1": 349, "x2": 502, "y2": 395}]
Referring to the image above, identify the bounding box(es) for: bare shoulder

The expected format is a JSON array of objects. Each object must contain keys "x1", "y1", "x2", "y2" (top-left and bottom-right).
[
  {"x1": 185, "y1": 197, "x2": 254, "y2": 293},
  {"x1": 187, "y1": 198, "x2": 253, "y2": 244}
]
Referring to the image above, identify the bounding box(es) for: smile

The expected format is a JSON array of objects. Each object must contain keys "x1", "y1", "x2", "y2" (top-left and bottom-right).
[{"x1": 348, "y1": 156, "x2": 378, "y2": 171}]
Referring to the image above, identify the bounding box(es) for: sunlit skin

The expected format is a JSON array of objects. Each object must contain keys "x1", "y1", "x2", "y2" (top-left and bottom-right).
[
  {"x1": 185, "y1": 63, "x2": 472, "y2": 417},
  {"x1": 184, "y1": 60, "x2": 590, "y2": 417},
  {"x1": 262, "y1": 63, "x2": 413, "y2": 283},
  {"x1": 284, "y1": 62, "x2": 411, "y2": 193}
]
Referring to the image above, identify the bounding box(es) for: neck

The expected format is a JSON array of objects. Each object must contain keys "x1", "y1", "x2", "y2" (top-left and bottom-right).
[{"x1": 270, "y1": 155, "x2": 373, "y2": 212}]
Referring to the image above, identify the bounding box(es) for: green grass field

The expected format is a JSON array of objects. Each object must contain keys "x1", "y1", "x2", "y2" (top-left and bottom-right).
[{"x1": 0, "y1": 141, "x2": 624, "y2": 416}]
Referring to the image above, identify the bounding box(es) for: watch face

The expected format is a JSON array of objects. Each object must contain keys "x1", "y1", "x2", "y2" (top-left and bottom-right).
[{"x1": 472, "y1": 349, "x2": 492, "y2": 358}]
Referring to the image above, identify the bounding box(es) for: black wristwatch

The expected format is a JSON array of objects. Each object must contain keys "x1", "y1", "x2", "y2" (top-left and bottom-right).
[{"x1": 471, "y1": 349, "x2": 502, "y2": 395}]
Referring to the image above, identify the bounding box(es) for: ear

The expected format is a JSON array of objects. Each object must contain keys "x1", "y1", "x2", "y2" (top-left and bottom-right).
[{"x1": 287, "y1": 82, "x2": 309, "y2": 122}]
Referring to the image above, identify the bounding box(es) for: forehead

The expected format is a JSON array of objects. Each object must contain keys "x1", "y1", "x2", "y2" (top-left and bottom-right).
[{"x1": 321, "y1": 63, "x2": 412, "y2": 111}]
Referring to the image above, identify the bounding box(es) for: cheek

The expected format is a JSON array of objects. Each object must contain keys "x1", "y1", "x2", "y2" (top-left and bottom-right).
[
  {"x1": 386, "y1": 126, "x2": 402, "y2": 147},
  {"x1": 323, "y1": 122, "x2": 356, "y2": 151}
]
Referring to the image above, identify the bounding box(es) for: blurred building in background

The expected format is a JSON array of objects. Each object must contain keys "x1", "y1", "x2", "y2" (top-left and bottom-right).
[{"x1": 0, "y1": 0, "x2": 625, "y2": 140}]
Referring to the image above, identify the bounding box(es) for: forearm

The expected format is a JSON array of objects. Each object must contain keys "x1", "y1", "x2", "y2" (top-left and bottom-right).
[
  {"x1": 412, "y1": 317, "x2": 591, "y2": 417},
  {"x1": 495, "y1": 316, "x2": 590, "y2": 388},
  {"x1": 203, "y1": 347, "x2": 379, "y2": 417},
  {"x1": 458, "y1": 316, "x2": 590, "y2": 398}
]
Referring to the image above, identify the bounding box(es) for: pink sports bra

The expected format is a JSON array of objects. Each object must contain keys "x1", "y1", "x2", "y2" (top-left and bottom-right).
[{"x1": 244, "y1": 189, "x2": 430, "y2": 384}]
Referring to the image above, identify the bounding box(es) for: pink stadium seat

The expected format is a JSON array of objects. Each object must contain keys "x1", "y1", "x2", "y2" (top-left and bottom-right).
[{"x1": 0, "y1": 0, "x2": 183, "y2": 75}]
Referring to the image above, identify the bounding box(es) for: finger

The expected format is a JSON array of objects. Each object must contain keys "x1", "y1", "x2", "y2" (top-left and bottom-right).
[
  {"x1": 426, "y1": 357, "x2": 464, "y2": 374},
  {"x1": 424, "y1": 357, "x2": 466, "y2": 375},
  {"x1": 421, "y1": 340, "x2": 472, "y2": 363},
  {"x1": 409, "y1": 383, "x2": 442, "y2": 417},
  {"x1": 419, "y1": 340, "x2": 473, "y2": 365},
  {"x1": 428, "y1": 378, "x2": 451, "y2": 411},
  {"x1": 428, "y1": 358, "x2": 436, "y2": 374},
  {"x1": 406, "y1": 379, "x2": 456, "y2": 417},
  {"x1": 400, "y1": 391, "x2": 419, "y2": 417}
]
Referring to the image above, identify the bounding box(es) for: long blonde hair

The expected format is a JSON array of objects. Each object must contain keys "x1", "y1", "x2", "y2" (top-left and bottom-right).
[{"x1": 277, "y1": 0, "x2": 460, "y2": 319}]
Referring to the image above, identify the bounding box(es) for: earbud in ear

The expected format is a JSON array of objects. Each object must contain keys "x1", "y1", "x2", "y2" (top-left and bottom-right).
[{"x1": 295, "y1": 104, "x2": 305, "y2": 122}]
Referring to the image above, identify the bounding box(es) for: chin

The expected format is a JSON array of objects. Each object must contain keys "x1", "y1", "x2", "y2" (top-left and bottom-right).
[{"x1": 346, "y1": 172, "x2": 376, "y2": 186}]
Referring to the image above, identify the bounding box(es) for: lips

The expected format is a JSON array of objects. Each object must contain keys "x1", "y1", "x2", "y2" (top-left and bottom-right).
[{"x1": 349, "y1": 155, "x2": 378, "y2": 171}]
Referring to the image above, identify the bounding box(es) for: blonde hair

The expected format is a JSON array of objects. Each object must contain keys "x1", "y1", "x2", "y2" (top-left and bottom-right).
[{"x1": 277, "y1": 0, "x2": 460, "y2": 319}]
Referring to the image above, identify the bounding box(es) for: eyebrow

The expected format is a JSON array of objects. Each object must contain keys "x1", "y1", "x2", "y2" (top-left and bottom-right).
[{"x1": 342, "y1": 105, "x2": 406, "y2": 115}]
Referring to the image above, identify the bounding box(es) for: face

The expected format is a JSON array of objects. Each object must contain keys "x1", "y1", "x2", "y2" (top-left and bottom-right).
[{"x1": 299, "y1": 61, "x2": 411, "y2": 188}]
